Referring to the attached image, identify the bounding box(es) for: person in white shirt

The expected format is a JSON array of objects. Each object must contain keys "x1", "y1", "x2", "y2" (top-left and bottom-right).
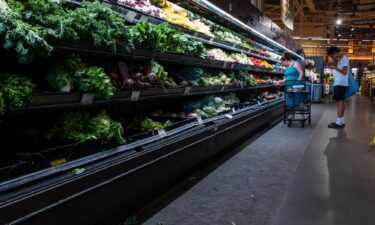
[{"x1": 327, "y1": 47, "x2": 349, "y2": 129}]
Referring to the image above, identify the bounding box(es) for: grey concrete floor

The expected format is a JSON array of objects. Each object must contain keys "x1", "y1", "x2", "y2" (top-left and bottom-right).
[{"x1": 143, "y1": 96, "x2": 375, "y2": 225}]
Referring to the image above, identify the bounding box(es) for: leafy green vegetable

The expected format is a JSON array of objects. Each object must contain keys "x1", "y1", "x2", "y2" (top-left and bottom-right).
[
  {"x1": 45, "y1": 54, "x2": 114, "y2": 98},
  {"x1": 140, "y1": 118, "x2": 172, "y2": 132},
  {"x1": 130, "y1": 22, "x2": 206, "y2": 58},
  {"x1": 149, "y1": 60, "x2": 168, "y2": 81},
  {"x1": 0, "y1": 0, "x2": 52, "y2": 63},
  {"x1": 73, "y1": 66, "x2": 114, "y2": 98},
  {"x1": 49, "y1": 110, "x2": 125, "y2": 144},
  {"x1": 69, "y1": 0, "x2": 134, "y2": 52},
  {"x1": 45, "y1": 63, "x2": 74, "y2": 92},
  {"x1": 172, "y1": 67, "x2": 204, "y2": 86},
  {"x1": 0, "y1": 74, "x2": 35, "y2": 109}
]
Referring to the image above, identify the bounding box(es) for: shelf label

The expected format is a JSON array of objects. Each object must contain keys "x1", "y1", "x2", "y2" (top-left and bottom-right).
[
  {"x1": 139, "y1": 15, "x2": 148, "y2": 22},
  {"x1": 80, "y1": 93, "x2": 95, "y2": 106},
  {"x1": 127, "y1": 10, "x2": 137, "y2": 20},
  {"x1": 197, "y1": 116, "x2": 203, "y2": 125},
  {"x1": 184, "y1": 86, "x2": 191, "y2": 95},
  {"x1": 130, "y1": 91, "x2": 141, "y2": 102},
  {"x1": 221, "y1": 86, "x2": 225, "y2": 92},
  {"x1": 157, "y1": 129, "x2": 167, "y2": 138},
  {"x1": 223, "y1": 61, "x2": 228, "y2": 68},
  {"x1": 209, "y1": 37, "x2": 214, "y2": 44},
  {"x1": 232, "y1": 108, "x2": 236, "y2": 113},
  {"x1": 225, "y1": 114, "x2": 233, "y2": 119},
  {"x1": 230, "y1": 63, "x2": 235, "y2": 69},
  {"x1": 257, "y1": 101, "x2": 261, "y2": 106}
]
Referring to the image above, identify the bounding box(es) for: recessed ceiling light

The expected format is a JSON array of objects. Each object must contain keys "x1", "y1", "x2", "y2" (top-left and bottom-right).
[{"x1": 336, "y1": 19, "x2": 342, "y2": 25}]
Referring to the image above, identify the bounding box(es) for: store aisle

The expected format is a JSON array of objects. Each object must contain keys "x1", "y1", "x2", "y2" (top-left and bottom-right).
[
  {"x1": 273, "y1": 96, "x2": 375, "y2": 225},
  {"x1": 142, "y1": 96, "x2": 375, "y2": 225}
]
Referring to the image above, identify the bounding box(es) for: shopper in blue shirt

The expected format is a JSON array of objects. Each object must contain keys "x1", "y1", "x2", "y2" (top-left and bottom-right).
[
  {"x1": 276, "y1": 52, "x2": 305, "y2": 119},
  {"x1": 327, "y1": 47, "x2": 349, "y2": 129}
]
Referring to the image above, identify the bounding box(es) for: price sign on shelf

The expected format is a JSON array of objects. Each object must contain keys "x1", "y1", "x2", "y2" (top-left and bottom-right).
[
  {"x1": 230, "y1": 63, "x2": 235, "y2": 69},
  {"x1": 257, "y1": 101, "x2": 261, "y2": 106},
  {"x1": 127, "y1": 11, "x2": 137, "y2": 20},
  {"x1": 80, "y1": 93, "x2": 95, "y2": 106},
  {"x1": 225, "y1": 114, "x2": 233, "y2": 119},
  {"x1": 139, "y1": 15, "x2": 148, "y2": 22},
  {"x1": 130, "y1": 91, "x2": 141, "y2": 102},
  {"x1": 223, "y1": 61, "x2": 228, "y2": 69},
  {"x1": 232, "y1": 108, "x2": 236, "y2": 113},
  {"x1": 221, "y1": 86, "x2": 225, "y2": 92},
  {"x1": 157, "y1": 129, "x2": 167, "y2": 138},
  {"x1": 209, "y1": 37, "x2": 214, "y2": 44},
  {"x1": 197, "y1": 116, "x2": 203, "y2": 125},
  {"x1": 184, "y1": 86, "x2": 191, "y2": 95}
]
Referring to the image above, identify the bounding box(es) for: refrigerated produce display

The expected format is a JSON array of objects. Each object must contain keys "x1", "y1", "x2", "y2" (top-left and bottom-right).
[{"x1": 0, "y1": 0, "x2": 301, "y2": 224}]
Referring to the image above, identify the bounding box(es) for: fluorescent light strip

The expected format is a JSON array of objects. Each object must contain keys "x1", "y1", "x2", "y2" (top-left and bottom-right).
[{"x1": 192, "y1": 0, "x2": 303, "y2": 60}]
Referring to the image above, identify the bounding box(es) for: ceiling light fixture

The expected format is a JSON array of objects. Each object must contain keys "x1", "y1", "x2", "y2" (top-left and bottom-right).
[
  {"x1": 336, "y1": 19, "x2": 342, "y2": 25},
  {"x1": 351, "y1": 27, "x2": 355, "y2": 31},
  {"x1": 339, "y1": 34, "x2": 342, "y2": 37}
]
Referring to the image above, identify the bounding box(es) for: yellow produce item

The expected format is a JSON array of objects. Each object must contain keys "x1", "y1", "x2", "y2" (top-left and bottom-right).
[{"x1": 371, "y1": 136, "x2": 375, "y2": 147}]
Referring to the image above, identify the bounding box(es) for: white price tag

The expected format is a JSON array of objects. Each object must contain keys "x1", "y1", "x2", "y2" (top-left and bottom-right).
[
  {"x1": 221, "y1": 86, "x2": 225, "y2": 92},
  {"x1": 127, "y1": 11, "x2": 137, "y2": 20},
  {"x1": 157, "y1": 129, "x2": 167, "y2": 138},
  {"x1": 197, "y1": 116, "x2": 203, "y2": 125},
  {"x1": 184, "y1": 86, "x2": 191, "y2": 95},
  {"x1": 232, "y1": 108, "x2": 236, "y2": 113},
  {"x1": 209, "y1": 37, "x2": 214, "y2": 44},
  {"x1": 225, "y1": 114, "x2": 233, "y2": 119},
  {"x1": 139, "y1": 15, "x2": 148, "y2": 22},
  {"x1": 257, "y1": 101, "x2": 261, "y2": 106},
  {"x1": 130, "y1": 91, "x2": 141, "y2": 102},
  {"x1": 80, "y1": 93, "x2": 95, "y2": 106}
]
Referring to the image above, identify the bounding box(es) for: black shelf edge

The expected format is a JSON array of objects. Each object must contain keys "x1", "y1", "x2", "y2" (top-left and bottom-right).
[
  {"x1": 51, "y1": 40, "x2": 284, "y2": 74},
  {"x1": 0, "y1": 98, "x2": 283, "y2": 195},
  {"x1": 5, "y1": 85, "x2": 278, "y2": 115}
]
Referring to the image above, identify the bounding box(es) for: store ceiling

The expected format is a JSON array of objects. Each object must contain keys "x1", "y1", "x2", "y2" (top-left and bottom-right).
[{"x1": 263, "y1": 0, "x2": 375, "y2": 59}]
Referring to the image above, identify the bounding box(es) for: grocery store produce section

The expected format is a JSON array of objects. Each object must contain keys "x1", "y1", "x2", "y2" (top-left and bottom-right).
[{"x1": 0, "y1": 0, "x2": 300, "y2": 224}]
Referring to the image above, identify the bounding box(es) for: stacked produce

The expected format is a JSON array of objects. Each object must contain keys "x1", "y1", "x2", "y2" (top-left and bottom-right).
[
  {"x1": 0, "y1": 74, "x2": 36, "y2": 114},
  {"x1": 45, "y1": 54, "x2": 115, "y2": 98},
  {"x1": 182, "y1": 95, "x2": 230, "y2": 118},
  {"x1": 0, "y1": 1, "x2": 207, "y2": 64},
  {"x1": 230, "y1": 53, "x2": 253, "y2": 65},
  {"x1": 121, "y1": 60, "x2": 177, "y2": 89},
  {"x1": 47, "y1": 110, "x2": 125, "y2": 144},
  {"x1": 118, "y1": 0, "x2": 166, "y2": 19},
  {"x1": 130, "y1": 22, "x2": 207, "y2": 58},
  {"x1": 229, "y1": 70, "x2": 257, "y2": 87},
  {"x1": 157, "y1": 1, "x2": 214, "y2": 37},
  {"x1": 202, "y1": 70, "x2": 232, "y2": 86},
  {"x1": 127, "y1": 116, "x2": 173, "y2": 132},
  {"x1": 0, "y1": 0, "x2": 135, "y2": 63},
  {"x1": 207, "y1": 49, "x2": 235, "y2": 62},
  {"x1": 249, "y1": 57, "x2": 273, "y2": 69}
]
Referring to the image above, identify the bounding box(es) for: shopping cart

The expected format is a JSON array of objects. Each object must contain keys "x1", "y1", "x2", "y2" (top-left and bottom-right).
[{"x1": 284, "y1": 80, "x2": 312, "y2": 127}]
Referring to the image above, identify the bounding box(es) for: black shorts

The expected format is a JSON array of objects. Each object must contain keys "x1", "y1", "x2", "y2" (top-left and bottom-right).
[{"x1": 333, "y1": 85, "x2": 347, "y2": 100}]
